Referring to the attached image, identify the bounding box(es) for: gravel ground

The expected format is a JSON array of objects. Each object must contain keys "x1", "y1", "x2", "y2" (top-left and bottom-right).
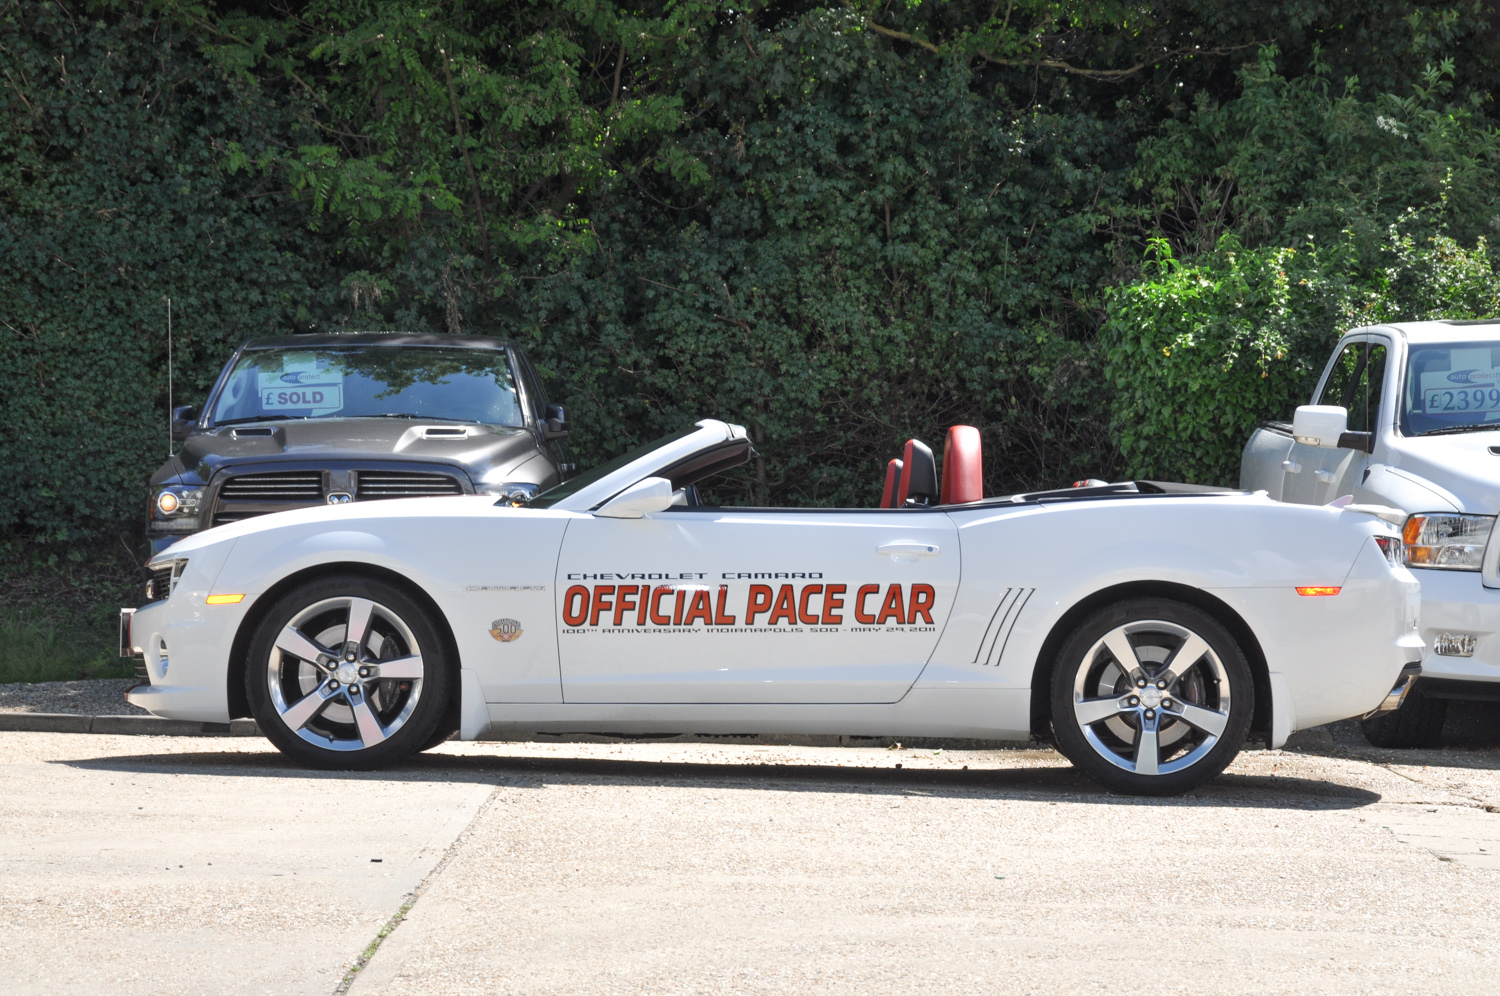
[{"x1": 0, "y1": 678, "x2": 147, "y2": 716}]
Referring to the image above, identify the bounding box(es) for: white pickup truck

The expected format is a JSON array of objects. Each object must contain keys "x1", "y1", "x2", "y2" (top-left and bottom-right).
[{"x1": 1242, "y1": 319, "x2": 1500, "y2": 747}]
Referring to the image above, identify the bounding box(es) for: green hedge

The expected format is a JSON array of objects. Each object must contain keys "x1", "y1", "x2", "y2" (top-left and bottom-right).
[{"x1": 2, "y1": 1, "x2": 1499, "y2": 559}]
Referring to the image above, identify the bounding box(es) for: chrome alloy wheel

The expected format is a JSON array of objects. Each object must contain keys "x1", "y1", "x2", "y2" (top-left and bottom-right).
[
  {"x1": 266, "y1": 596, "x2": 426, "y2": 751},
  {"x1": 1070, "y1": 619, "x2": 1232, "y2": 776}
]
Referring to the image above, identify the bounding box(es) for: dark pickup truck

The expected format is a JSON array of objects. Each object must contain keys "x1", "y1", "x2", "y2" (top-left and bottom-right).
[{"x1": 146, "y1": 332, "x2": 572, "y2": 557}]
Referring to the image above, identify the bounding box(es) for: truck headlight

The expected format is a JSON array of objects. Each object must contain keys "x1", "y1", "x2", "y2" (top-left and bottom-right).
[
  {"x1": 1402, "y1": 513, "x2": 1494, "y2": 570},
  {"x1": 151, "y1": 486, "x2": 204, "y2": 532},
  {"x1": 475, "y1": 481, "x2": 540, "y2": 502}
]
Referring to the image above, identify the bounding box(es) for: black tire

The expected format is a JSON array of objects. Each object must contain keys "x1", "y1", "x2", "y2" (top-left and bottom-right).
[
  {"x1": 419, "y1": 721, "x2": 460, "y2": 752},
  {"x1": 1049, "y1": 598, "x2": 1255, "y2": 796},
  {"x1": 1360, "y1": 681, "x2": 1447, "y2": 748},
  {"x1": 246, "y1": 574, "x2": 453, "y2": 770}
]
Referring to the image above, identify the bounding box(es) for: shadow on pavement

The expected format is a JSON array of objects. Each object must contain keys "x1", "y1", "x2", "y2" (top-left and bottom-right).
[
  {"x1": 1285, "y1": 703, "x2": 1500, "y2": 772},
  {"x1": 59, "y1": 747, "x2": 1382, "y2": 809}
]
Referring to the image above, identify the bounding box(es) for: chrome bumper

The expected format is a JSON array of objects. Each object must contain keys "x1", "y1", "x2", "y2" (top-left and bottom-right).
[{"x1": 1364, "y1": 662, "x2": 1422, "y2": 717}]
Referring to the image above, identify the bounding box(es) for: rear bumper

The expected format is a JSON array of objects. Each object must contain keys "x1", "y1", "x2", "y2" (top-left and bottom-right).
[{"x1": 1411, "y1": 569, "x2": 1500, "y2": 683}]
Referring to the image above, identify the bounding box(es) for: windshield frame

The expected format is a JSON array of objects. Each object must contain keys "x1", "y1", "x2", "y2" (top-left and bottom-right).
[
  {"x1": 203, "y1": 342, "x2": 526, "y2": 429},
  {"x1": 523, "y1": 421, "x2": 745, "y2": 511},
  {"x1": 1398, "y1": 338, "x2": 1500, "y2": 437}
]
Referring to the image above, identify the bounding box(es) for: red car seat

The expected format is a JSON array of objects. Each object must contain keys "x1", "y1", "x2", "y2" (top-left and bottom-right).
[
  {"x1": 879, "y1": 458, "x2": 904, "y2": 508},
  {"x1": 940, "y1": 425, "x2": 983, "y2": 504}
]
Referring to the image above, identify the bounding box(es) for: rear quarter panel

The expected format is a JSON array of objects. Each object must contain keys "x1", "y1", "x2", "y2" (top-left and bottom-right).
[{"x1": 922, "y1": 495, "x2": 1401, "y2": 732}]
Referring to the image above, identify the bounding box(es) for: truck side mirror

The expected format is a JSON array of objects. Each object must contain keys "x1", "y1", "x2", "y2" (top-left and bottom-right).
[
  {"x1": 544, "y1": 403, "x2": 571, "y2": 440},
  {"x1": 171, "y1": 405, "x2": 197, "y2": 442},
  {"x1": 1292, "y1": 405, "x2": 1348, "y2": 448}
]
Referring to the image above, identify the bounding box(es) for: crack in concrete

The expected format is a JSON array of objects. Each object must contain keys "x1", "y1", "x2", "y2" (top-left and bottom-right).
[{"x1": 332, "y1": 782, "x2": 508, "y2": 995}]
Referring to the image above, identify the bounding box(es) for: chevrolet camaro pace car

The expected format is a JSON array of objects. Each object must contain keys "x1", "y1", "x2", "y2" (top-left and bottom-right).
[{"x1": 123, "y1": 420, "x2": 1422, "y2": 794}]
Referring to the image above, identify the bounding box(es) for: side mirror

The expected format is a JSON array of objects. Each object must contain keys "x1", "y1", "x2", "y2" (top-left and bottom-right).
[
  {"x1": 1292, "y1": 405, "x2": 1348, "y2": 448},
  {"x1": 171, "y1": 405, "x2": 197, "y2": 442},
  {"x1": 543, "y1": 403, "x2": 571, "y2": 440},
  {"x1": 596, "y1": 477, "x2": 674, "y2": 519}
]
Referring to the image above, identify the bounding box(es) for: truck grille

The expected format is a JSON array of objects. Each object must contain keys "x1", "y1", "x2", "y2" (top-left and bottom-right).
[
  {"x1": 219, "y1": 471, "x2": 324, "y2": 501},
  {"x1": 213, "y1": 470, "x2": 325, "y2": 526},
  {"x1": 356, "y1": 471, "x2": 463, "y2": 499}
]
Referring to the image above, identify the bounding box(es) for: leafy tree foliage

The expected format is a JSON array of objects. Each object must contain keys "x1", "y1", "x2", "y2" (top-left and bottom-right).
[{"x1": 1, "y1": 0, "x2": 1498, "y2": 555}]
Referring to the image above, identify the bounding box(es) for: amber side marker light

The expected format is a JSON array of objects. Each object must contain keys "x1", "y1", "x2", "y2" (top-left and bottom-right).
[
  {"x1": 205, "y1": 593, "x2": 245, "y2": 605},
  {"x1": 1295, "y1": 586, "x2": 1341, "y2": 597}
]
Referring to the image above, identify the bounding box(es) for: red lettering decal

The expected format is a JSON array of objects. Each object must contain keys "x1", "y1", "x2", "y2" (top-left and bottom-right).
[
  {"x1": 876, "y1": 584, "x2": 905, "y2": 625},
  {"x1": 637, "y1": 585, "x2": 651, "y2": 626},
  {"x1": 682, "y1": 589, "x2": 713, "y2": 626},
  {"x1": 767, "y1": 584, "x2": 797, "y2": 625},
  {"x1": 649, "y1": 585, "x2": 674, "y2": 625},
  {"x1": 614, "y1": 584, "x2": 639, "y2": 626},
  {"x1": 854, "y1": 584, "x2": 881, "y2": 624},
  {"x1": 590, "y1": 585, "x2": 615, "y2": 626},
  {"x1": 714, "y1": 585, "x2": 736, "y2": 626},
  {"x1": 562, "y1": 585, "x2": 590, "y2": 627},
  {"x1": 672, "y1": 588, "x2": 686, "y2": 626},
  {"x1": 745, "y1": 584, "x2": 774, "y2": 625},
  {"x1": 797, "y1": 584, "x2": 823, "y2": 625},
  {"x1": 908, "y1": 584, "x2": 935, "y2": 625},
  {"x1": 821, "y1": 584, "x2": 846, "y2": 624}
]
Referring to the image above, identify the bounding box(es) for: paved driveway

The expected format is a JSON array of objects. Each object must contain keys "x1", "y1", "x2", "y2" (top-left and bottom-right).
[{"x1": 3, "y1": 719, "x2": 1499, "y2": 996}]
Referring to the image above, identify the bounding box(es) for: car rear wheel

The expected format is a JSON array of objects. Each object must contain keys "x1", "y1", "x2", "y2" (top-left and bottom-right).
[
  {"x1": 246, "y1": 575, "x2": 452, "y2": 770},
  {"x1": 1050, "y1": 598, "x2": 1254, "y2": 796}
]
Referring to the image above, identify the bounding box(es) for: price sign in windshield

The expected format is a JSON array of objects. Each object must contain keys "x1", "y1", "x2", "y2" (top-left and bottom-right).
[
  {"x1": 1423, "y1": 386, "x2": 1500, "y2": 414},
  {"x1": 262, "y1": 384, "x2": 344, "y2": 410}
]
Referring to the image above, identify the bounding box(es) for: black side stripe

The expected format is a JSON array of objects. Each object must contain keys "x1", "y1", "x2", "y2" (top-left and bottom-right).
[{"x1": 972, "y1": 587, "x2": 1034, "y2": 665}]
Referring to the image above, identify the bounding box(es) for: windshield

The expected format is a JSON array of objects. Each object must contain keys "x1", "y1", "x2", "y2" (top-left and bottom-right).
[
  {"x1": 1402, "y1": 341, "x2": 1500, "y2": 435},
  {"x1": 209, "y1": 345, "x2": 523, "y2": 426},
  {"x1": 526, "y1": 426, "x2": 700, "y2": 508}
]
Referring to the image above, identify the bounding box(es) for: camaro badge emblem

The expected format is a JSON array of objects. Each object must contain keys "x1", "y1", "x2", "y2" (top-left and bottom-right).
[
  {"x1": 489, "y1": 618, "x2": 523, "y2": 642},
  {"x1": 326, "y1": 492, "x2": 353, "y2": 505}
]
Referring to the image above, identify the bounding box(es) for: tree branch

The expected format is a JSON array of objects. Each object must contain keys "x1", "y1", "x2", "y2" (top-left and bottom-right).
[{"x1": 866, "y1": 21, "x2": 1264, "y2": 80}]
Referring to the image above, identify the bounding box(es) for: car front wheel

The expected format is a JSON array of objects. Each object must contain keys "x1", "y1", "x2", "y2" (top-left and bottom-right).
[
  {"x1": 1050, "y1": 598, "x2": 1254, "y2": 796},
  {"x1": 246, "y1": 575, "x2": 452, "y2": 770}
]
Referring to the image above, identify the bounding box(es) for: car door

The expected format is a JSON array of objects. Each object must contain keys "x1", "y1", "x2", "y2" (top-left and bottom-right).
[
  {"x1": 1312, "y1": 339, "x2": 1387, "y2": 503},
  {"x1": 554, "y1": 507, "x2": 959, "y2": 704}
]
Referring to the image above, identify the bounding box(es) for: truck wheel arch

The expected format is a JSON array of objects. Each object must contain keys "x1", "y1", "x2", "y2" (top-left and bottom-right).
[{"x1": 1028, "y1": 580, "x2": 1273, "y2": 746}]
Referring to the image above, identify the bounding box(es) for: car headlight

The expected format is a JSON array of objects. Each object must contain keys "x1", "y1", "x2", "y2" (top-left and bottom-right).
[
  {"x1": 1403, "y1": 513, "x2": 1495, "y2": 570},
  {"x1": 475, "y1": 481, "x2": 540, "y2": 502},
  {"x1": 151, "y1": 486, "x2": 204, "y2": 532},
  {"x1": 145, "y1": 558, "x2": 189, "y2": 602}
]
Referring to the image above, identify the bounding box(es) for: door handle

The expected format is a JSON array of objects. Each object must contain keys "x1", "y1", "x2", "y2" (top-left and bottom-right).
[
  {"x1": 1314, "y1": 469, "x2": 1336, "y2": 483},
  {"x1": 878, "y1": 541, "x2": 939, "y2": 563},
  {"x1": 1282, "y1": 460, "x2": 1302, "y2": 474}
]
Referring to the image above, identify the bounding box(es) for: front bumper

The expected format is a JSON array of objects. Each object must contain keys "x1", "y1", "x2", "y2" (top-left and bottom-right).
[{"x1": 1410, "y1": 569, "x2": 1500, "y2": 683}]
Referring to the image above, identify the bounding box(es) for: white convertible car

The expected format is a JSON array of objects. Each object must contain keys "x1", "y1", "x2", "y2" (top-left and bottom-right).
[{"x1": 123, "y1": 419, "x2": 1423, "y2": 794}]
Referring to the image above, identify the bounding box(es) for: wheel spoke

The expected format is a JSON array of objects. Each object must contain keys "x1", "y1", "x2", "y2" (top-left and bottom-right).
[
  {"x1": 349, "y1": 695, "x2": 387, "y2": 747},
  {"x1": 1135, "y1": 717, "x2": 1160, "y2": 775},
  {"x1": 1161, "y1": 633, "x2": 1209, "y2": 687},
  {"x1": 1170, "y1": 701, "x2": 1229, "y2": 738},
  {"x1": 1075, "y1": 696, "x2": 1130, "y2": 726},
  {"x1": 275, "y1": 627, "x2": 331, "y2": 666},
  {"x1": 369, "y1": 655, "x2": 423, "y2": 680},
  {"x1": 280, "y1": 682, "x2": 337, "y2": 731},
  {"x1": 1102, "y1": 630, "x2": 1143, "y2": 679},
  {"x1": 344, "y1": 598, "x2": 376, "y2": 655}
]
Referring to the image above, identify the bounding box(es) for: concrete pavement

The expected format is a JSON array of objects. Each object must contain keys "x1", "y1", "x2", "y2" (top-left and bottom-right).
[{"x1": 3, "y1": 726, "x2": 1499, "y2": 995}]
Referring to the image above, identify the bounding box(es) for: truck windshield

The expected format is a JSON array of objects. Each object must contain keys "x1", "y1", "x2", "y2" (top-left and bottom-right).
[
  {"x1": 1402, "y1": 341, "x2": 1500, "y2": 435},
  {"x1": 209, "y1": 345, "x2": 524, "y2": 427}
]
